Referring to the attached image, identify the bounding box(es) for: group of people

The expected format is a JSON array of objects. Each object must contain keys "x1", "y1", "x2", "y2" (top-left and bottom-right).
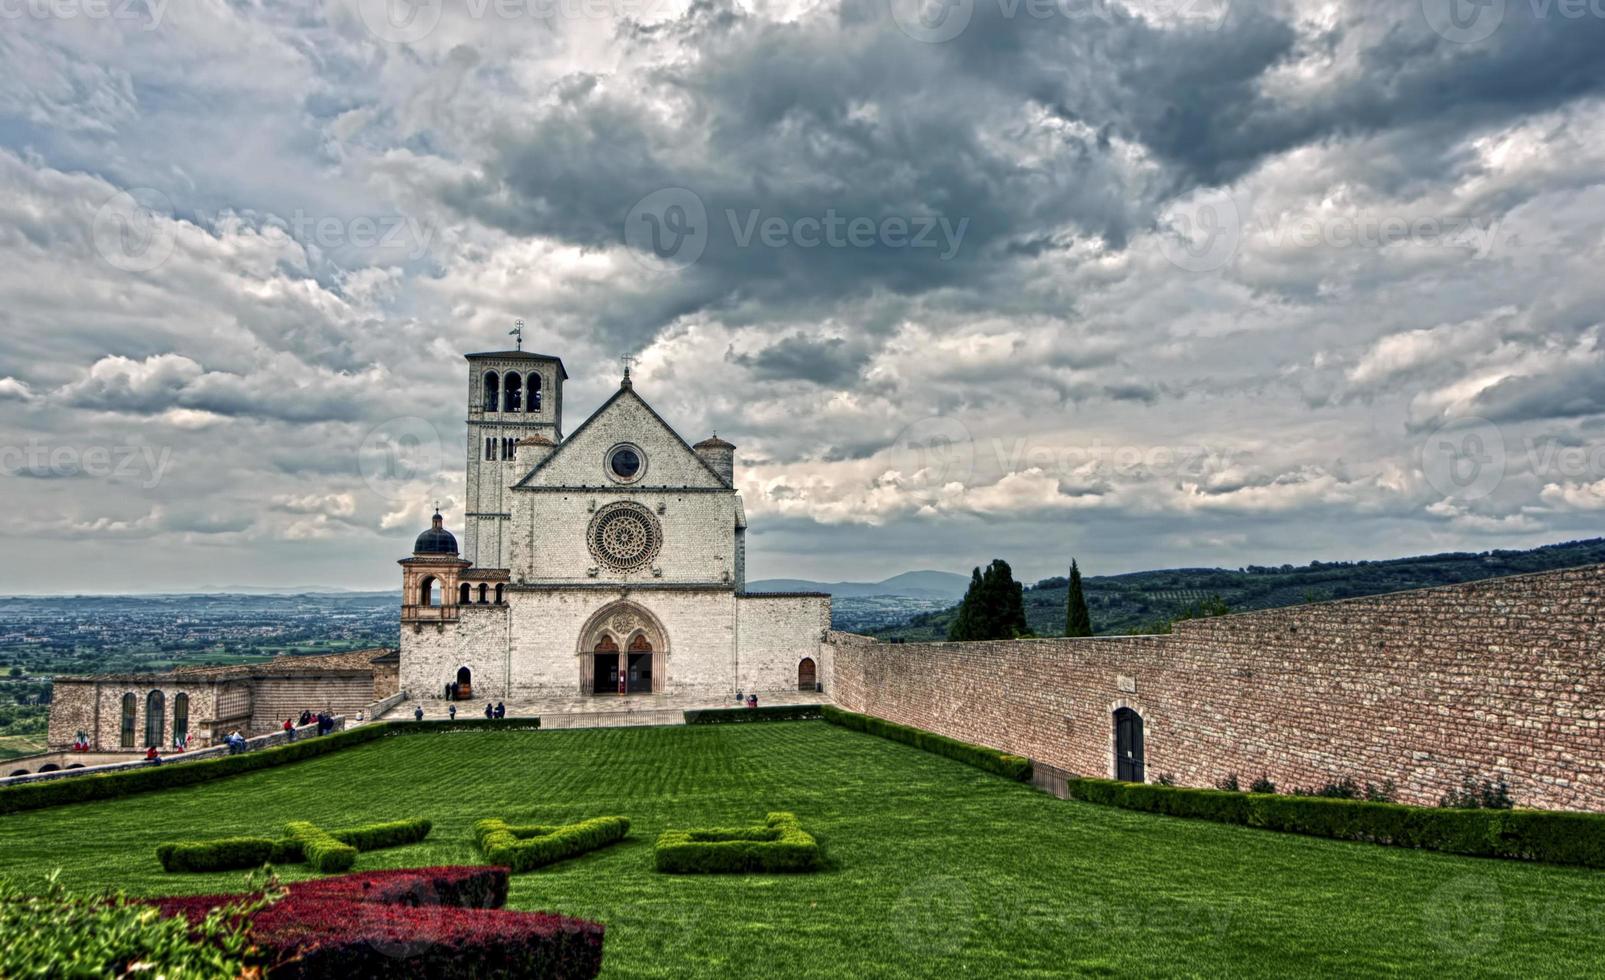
[
  {"x1": 283, "y1": 709, "x2": 338, "y2": 741},
  {"x1": 225, "y1": 730, "x2": 247, "y2": 754},
  {"x1": 485, "y1": 702, "x2": 506, "y2": 719}
]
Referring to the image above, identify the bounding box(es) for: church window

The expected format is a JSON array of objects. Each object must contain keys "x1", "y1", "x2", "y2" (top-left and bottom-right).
[
  {"x1": 530, "y1": 374, "x2": 542, "y2": 411},
  {"x1": 173, "y1": 693, "x2": 189, "y2": 746},
  {"x1": 419, "y1": 576, "x2": 439, "y2": 607},
  {"x1": 120, "y1": 692, "x2": 137, "y2": 748},
  {"x1": 485, "y1": 438, "x2": 495, "y2": 461},
  {"x1": 586, "y1": 502, "x2": 663, "y2": 571},
  {"x1": 505, "y1": 373, "x2": 523, "y2": 412},
  {"x1": 495, "y1": 584, "x2": 505, "y2": 604},
  {"x1": 459, "y1": 583, "x2": 472, "y2": 605},
  {"x1": 145, "y1": 690, "x2": 165, "y2": 748},
  {"x1": 607, "y1": 444, "x2": 644, "y2": 483},
  {"x1": 484, "y1": 372, "x2": 500, "y2": 411},
  {"x1": 478, "y1": 583, "x2": 489, "y2": 604}
]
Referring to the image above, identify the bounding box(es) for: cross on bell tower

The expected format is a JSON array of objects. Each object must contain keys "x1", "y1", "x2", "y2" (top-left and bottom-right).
[
  {"x1": 509, "y1": 319, "x2": 525, "y2": 351},
  {"x1": 621, "y1": 353, "x2": 637, "y2": 388}
]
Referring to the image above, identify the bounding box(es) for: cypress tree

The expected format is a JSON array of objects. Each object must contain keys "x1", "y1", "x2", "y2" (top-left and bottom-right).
[
  {"x1": 1066, "y1": 559, "x2": 1093, "y2": 637},
  {"x1": 950, "y1": 560, "x2": 1027, "y2": 640},
  {"x1": 948, "y1": 567, "x2": 985, "y2": 641}
]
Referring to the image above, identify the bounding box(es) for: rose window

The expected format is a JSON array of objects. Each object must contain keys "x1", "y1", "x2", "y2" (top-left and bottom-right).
[{"x1": 588, "y1": 504, "x2": 662, "y2": 571}]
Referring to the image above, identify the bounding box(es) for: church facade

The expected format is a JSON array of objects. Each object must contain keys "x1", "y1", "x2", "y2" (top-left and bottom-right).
[{"x1": 398, "y1": 349, "x2": 831, "y2": 703}]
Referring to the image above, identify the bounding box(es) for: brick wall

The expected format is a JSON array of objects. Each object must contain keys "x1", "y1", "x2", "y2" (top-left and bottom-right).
[{"x1": 830, "y1": 564, "x2": 1605, "y2": 812}]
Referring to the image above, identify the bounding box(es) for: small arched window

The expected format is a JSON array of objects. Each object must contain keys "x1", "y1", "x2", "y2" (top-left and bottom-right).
[
  {"x1": 505, "y1": 373, "x2": 523, "y2": 413},
  {"x1": 120, "y1": 692, "x2": 137, "y2": 748},
  {"x1": 478, "y1": 583, "x2": 489, "y2": 605},
  {"x1": 495, "y1": 584, "x2": 505, "y2": 604},
  {"x1": 459, "y1": 583, "x2": 472, "y2": 605},
  {"x1": 529, "y1": 374, "x2": 542, "y2": 411},
  {"x1": 145, "y1": 690, "x2": 165, "y2": 748},
  {"x1": 484, "y1": 372, "x2": 500, "y2": 412},
  {"x1": 173, "y1": 693, "x2": 189, "y2": 746},
  {"x1": 485, "y1": 438, "x2": 495, "y2": 461},
  {"x1": 419, "y1": 576, "x2": 438, "y2": 607}
]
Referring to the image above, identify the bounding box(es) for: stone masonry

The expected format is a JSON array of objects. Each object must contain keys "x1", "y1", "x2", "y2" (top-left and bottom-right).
[{"x1": 830, "y1": 564, "x2": 1605, "y2": 812}]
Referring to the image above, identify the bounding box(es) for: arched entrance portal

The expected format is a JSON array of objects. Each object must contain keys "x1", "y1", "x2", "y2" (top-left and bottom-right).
[
  {"x1": 798, "y1": 657, "x2": 817, "y2": 690},
  {"x1": 1114, "y1": 707, "x2": 1145, "y2": 783},
  {"x1": 455, "y1": 665, "x2": 473, "y2": 701},
  {"x1": 578, "y1": 602, "x2": 667, "y2": 695}
]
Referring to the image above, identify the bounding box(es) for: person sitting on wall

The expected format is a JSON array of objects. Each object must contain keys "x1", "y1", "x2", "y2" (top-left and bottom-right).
[
  {"x1": 145, "y1": 746, "x2": 161, "y2": 765},
  {"x1": 414, "y1": 705, "x2": 424, "y2": 722},
  {"x1": 283, "y1": 718, "x2": 295, "y2": 741},
  {"x1": 227, "y1": 731, "x2": 245, "y2": 754},
  {"x1": 484, "y1": 703, "x2": 494, "y2": 720},
  {"x1": 747, "y1": 694, "x2": 758, "y2": 709}
]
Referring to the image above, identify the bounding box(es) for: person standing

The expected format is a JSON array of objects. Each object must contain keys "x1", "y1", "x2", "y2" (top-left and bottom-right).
[
  {"x1": 484, "y1": 702, "x2": 494, "y2": 719},
  {"x1": 414, "y1": 705, "x2": 424, "y2": 722},
  {"x1": 448, "y1": 704, "x2": 457, "y2": 720},
  {"x1": 495, "y1": 702, "x2": 505, "y2": 719}
]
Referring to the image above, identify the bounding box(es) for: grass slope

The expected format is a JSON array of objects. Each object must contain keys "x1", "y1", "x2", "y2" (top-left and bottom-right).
[{"x1": 1, "y1": 723, "x2": 1599, "y2": 978}]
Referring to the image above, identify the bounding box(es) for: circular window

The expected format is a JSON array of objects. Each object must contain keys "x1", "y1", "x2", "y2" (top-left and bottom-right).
[
  {"x1": 587, "y1": 503, "x2": 663, "y2": 571},
  {"x1": 607, "y1": 444, "x2": 644, "y2": 483}
]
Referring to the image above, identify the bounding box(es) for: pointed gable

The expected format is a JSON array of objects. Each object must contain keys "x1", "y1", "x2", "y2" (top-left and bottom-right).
[{"x1": 514, "y1": 386, "x2": 728, "y2": 489}]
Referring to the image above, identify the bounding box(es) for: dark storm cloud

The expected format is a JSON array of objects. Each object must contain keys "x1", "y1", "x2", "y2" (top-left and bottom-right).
[
  {"x1": 1469, "y1": 359, "x2": 1605, "y2": 424},
  {"x1": 727, "y1": 334, "x2": 868, "y2": 385}
]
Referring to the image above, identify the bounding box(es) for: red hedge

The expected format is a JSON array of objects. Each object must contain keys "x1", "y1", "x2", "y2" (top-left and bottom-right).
[{"x1": 147, "y1": 866, "x2": 603, "y2": 979}]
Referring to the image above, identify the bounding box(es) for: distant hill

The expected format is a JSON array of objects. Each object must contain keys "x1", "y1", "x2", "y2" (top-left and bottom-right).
[
  {"x1": 746, "y1": 570, "x2": 970, "y2": 600},
  {"x1": 875, "y1": 538, "x2": 1605, "y2": 641}
]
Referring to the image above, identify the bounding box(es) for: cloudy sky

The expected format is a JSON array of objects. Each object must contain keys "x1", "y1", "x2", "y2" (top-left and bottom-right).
[{"x1": 1, "y1": 0, "x2": 1603, "y2": 593}]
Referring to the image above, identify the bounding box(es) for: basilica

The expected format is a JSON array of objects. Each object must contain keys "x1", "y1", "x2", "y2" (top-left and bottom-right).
[{"x1": 398, "y1": 348, "x2": 831, "y2": 703}]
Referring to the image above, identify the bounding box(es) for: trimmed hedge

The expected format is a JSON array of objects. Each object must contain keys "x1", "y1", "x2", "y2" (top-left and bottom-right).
[
  {"x1": 0, "y1": 719, "x2": 544, "y2": 816},
  {"x1": 472, "y1": 816, "x2": 631, "y2": 873},
  {"x1": 683, "y1": 704, "x2": 825, "y2": 725},
  {"x1": 287, "y1": 821, "x2": 358, "y2": 873},
  {"x1": 149, "y1": 866, "x2": 604, "y2": 979},
  {"x1": 158, "y1": 817, "x2": 434, "y2": 872},
  {"x1": 654, "y1": 812, "x2": 820, "y2": 874},
  {"x1": 1063, "y1": 777, "x2": 1605, "y2": 868},
  {"x1": 155, "y1": 837, "x2": 279, "y2": 873},
  {"x1": 821, "y1": 706, "x2": 1031, "y2": 782}
]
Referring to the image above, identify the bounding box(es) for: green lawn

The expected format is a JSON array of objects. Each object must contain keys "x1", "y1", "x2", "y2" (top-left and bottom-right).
[{"x1": 1, "y1": 722, "x2": 1600, "y2": 977}]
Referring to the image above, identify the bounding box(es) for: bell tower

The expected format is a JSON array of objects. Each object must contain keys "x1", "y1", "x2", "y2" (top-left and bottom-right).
[{"x1": 465, "y1": 344, "x2": 566, "y2": 570}]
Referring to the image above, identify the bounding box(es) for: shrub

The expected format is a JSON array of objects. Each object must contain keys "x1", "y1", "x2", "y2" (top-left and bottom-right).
[
  {"x1": 1249, "y1": 775, "x2": 1277, "y2": 794},
  {"x1": 148, "y1": 866, "x2": 604, "y2": 979},
  {"x1": 159, "y1": 817, "x2": 433, "y2": 872},
  {"x1": 287, "y1": 821, "x2": 358, "y2": 873},
  {"x1": 1, "y1": 874, "x2": 266, "y2": 978},
  {"x1": 1062, "y1": 777, "x2": 1605, "y2": 867},
  {"x1": 472, "y1": 816, "x2": 630, "y2": 873},
  {"x1": 821, "y1": 706, "x2": 1031, "y2": 781},
  {"x1": 1440, "y1": 775, "x2": 1514, "y2": 810},
  {"x1": 683, "y1": 705, "x2": 824, "y2": 725},
  {"x1": 1363, "y1": 780, "x2": 1397, "y2": 804},
  {"x1": 156, "y1": 837, "x2": 278, "y2": 873},
  {"x1": 329, "y1": 817, "x2": 434, "y2": 852},
  {"x1": 654, "y1": 812, "x2": 820, "y2": 874},
  {"x1": 289, "y1": 866, "x2": 509, "y2": 910},
  {"x1": 1216, "y1": 774, "x2": 1240, "y2": 792}
]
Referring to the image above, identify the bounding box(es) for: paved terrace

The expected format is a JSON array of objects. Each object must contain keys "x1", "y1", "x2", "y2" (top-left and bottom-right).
[{"x1": 380, "y1": 690, "x2": 831, "y2": 729}]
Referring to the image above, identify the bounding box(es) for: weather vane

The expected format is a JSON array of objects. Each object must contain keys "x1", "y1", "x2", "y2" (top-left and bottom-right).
[{"x1": 509, "y1": 319, "x2": 525, "y2": 351}]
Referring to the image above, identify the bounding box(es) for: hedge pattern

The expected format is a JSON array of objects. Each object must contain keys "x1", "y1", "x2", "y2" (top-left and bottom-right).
[
  {"x1": 654, "y1": 812, "x2": 820, "y2": 874},
  {"x1": 157, "y1": 817, "x2": 434, "y2": 873},
  {"x1": 821, "y1": 706, "x2": 1031, "y2": 781},
  {"x1": 472, "y1": 816, "x2": 631, "y2": 873},
  {"x1": 1064, "y1": 778, "x2": 1605, "y2": 868},
  {"x1": 0, "y1": 718, "x2": 543, "y2": 816},
  {"x1": 287, "y1": 821, "x2": 358, "y2": 873},
  {"x1": 682, "y1": 705, "x2": 824, "y2": 725},
  {"x1": 149, "y1": 866, "x2": 604, "y2": 979}
]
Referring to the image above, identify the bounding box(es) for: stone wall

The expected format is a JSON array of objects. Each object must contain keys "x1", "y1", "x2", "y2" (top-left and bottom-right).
[
  {"x1": 736, "y1": 594, "x2": 831, "y2": 694},
  {"x1": 830, "y1": 564, "x2": 1605, "y2": 812},
  {"x1": 249, "y1": 673, "x2": 381, "y2": 732}
]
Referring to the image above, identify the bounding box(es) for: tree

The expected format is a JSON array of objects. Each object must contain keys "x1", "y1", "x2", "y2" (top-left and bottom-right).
[
  {"x1": 1065, "y1": 560, "x2": 1093, "y2": 637},
  {"x1": 948, "y1": 560, "x2": 1029, "y2": 641}
]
